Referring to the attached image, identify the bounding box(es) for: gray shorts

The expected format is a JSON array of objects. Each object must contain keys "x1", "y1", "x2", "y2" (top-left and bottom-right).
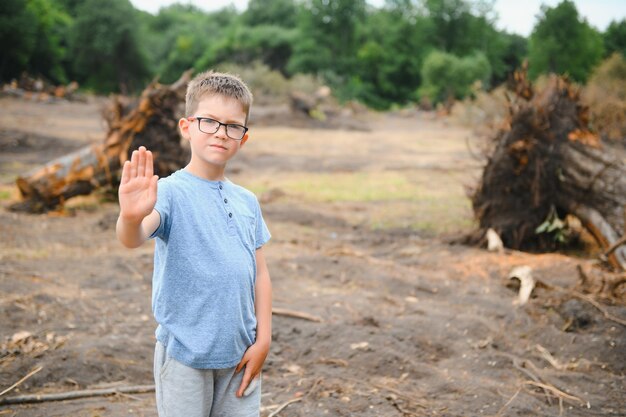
[{"x1": 154, "y1": 341, "x2": 261, "y2": 417}]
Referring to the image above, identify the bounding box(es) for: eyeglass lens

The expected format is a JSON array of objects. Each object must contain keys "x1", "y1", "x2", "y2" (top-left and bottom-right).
[{"x1": 198, "y1": 118, "x2": 246, "y2": 140}]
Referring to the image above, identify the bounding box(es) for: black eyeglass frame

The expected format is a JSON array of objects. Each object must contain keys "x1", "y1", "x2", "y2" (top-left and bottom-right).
[{"x1": 187, "y1": 116, "x2": 249, "y2": 141}]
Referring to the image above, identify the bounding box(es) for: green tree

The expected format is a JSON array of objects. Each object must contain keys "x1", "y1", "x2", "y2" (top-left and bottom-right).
[
  {"x1": 142, "y1": 5, "x2": 243, "y2": 83},
  {"x1": 288, "y1": 0, "x2": 366, "y2": 77},
  {"x1": 69, "y1": 0, "x2": 150, "y2": 92},
  {"x1": 204, "y1": 25, "x2": 296, "y2": 74},
  {"x1": 497, "y1": 32, "x2": 527, "y2": 81},
  {"x1": 25, "y1": 0, "x2": 72, "y2": 83},
  {"x1": 242, "y1": 0, "x2": 298, "y2": 27},
  {"x1": 423, "y1": 0, "x2": 514, "y2": 87},
  {"x1": 425, "y1": 0, "x2": 473, "y2": 54},
  {"x1": 603, "y1": 19, "x2": 626, "y2": 57},
  {"x1": 350, "y1": 2, "x2": 436, "y2": 108},
  {"x1": 528, "y1": 0, "x2": 604, "y2": 82},
  {"x1": 0, "y1": 0, "x2": 37, "y2": 81},
  {"x1": 418, "y1": 50, "x2": 491, "y2": 104}
]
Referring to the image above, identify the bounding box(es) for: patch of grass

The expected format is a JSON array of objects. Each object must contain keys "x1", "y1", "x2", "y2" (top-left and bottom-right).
[
  {"x1": 245, "y1": 171, "x2": 420, "y2": 203},
  {"x1": 0, "y1": 189, "x2": 12, "y2": 200},
  {"x1": 366, "y1": 196, "x2": 474, "y2": 234},
  {"x1": 243, "y1": 183, "x2": 270, "y2": 198},
  {"x1": 242, "y1": 170, "x2": 476, "y2": 235},
  {"x1": 242, "y1": 170, "x2": 473, "y2": 234},
  {"x1": 1, "y1": 248, "x2": 50, "y2": 260}
]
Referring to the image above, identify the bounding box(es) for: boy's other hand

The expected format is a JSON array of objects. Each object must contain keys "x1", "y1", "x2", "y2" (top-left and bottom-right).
[
  {"x1": 235, "y1": 341, "x2": 269, "y2": 397},
  {"x1": 118, "y1": 146, "x2": 158, "y2": 223}
]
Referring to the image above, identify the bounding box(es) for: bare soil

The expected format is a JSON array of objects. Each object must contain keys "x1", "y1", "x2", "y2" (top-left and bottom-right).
[{"x1": 0, "y1": 96, "x2": 624, "y2": 417}]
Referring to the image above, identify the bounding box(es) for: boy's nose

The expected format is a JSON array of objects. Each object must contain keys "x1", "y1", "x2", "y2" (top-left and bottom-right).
[{"x1": 214, "y1": 124, "x2": 228, "y2": 139}]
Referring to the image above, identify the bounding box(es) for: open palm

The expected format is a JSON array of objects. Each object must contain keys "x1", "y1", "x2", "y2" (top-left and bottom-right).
[{"x1": 118, "y1": 146, "x2": 158, "y2": 223}]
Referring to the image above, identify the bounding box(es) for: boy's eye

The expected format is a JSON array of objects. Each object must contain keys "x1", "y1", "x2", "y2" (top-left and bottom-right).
[
  {"x1": 201, "y1": 119, "x2": 219, "y2": 128},
  {"x1": 227, "y1": 125, "x2": 245, "y2": 133}
]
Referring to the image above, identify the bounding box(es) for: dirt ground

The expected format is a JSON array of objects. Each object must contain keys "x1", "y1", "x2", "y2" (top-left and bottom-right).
[{"x1": 0, "y1": 96, "x2": 624, "y2": 417}]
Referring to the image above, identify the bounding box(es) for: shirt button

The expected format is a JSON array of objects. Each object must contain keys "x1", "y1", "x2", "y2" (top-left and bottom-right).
[
  {"x1": 219, "y1": 185, "x2": 223, "y2": 190},
  {"x1": 224, "y1": 198, "x2": 228, "y2": 204},
  {"x1": 228, "y1": 212, "x2": 233, "y2": 218}
]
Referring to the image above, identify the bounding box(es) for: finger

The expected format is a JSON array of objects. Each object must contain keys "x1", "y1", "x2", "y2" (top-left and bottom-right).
[
  {"x1": 237, "y1": 369, "x2": 252, "y2": 397},
  {"x1": 129, "y1": 150, "x2": 138, "y2": 178},
  {"x1": 149, "y1": 175, "x2": 158, "y2": 202},
  {"x1": 145, "y1": 150, "x2": 154, "y2": 178},
  {"x1": 243, "y1": 374, "x2": 260, "y2": 397},
  {"x1": 137, "y1": 147, "x2": 146, "y2": 177},
  {"x1": 120, "y1": 161, "x2": 131, "y2": 185},
  {"x1": 235, "y1": 356, "x2": 248, "y2": 373}
]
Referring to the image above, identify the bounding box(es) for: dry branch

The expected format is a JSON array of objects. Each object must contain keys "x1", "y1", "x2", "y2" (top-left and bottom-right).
[
  {"x1": 523, "y1": 381, "x2": 585, "y2": 406},
  {"x1": 0, "y1": 366, "x2": 42, "y2": 398},
  {"x1": 267, "y1": 378, "x2": 321, "y2": 417},
  {"x1": 0, "y1": 384, "x2": 155, "y2": 405},
  {"x1": 272, "y1": 307, "x2": 323, "y2": 322},
  {"x1": 267, "y1": 397, "x2": 303, "y2": 417},
  {"x1": 571, "y1": 290, "x2": 626, "y2": 326}
]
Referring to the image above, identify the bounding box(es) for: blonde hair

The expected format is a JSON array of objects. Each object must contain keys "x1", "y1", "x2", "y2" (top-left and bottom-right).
[{"x1": 185, "y1": 70, "x2": 253, "y2": 123}]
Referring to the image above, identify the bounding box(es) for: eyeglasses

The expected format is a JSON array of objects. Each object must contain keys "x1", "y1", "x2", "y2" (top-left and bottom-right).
[{"x1": 187, "y1": 117, "x2": 249, "y2": 141}]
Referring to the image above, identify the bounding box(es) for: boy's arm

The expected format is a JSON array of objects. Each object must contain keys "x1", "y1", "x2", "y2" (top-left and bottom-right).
[
  {"x1": 116, "y1": 146, "x2": 160, "y2": 248},
  {"x1": 116, "y1": 209, "x2": 160, "y2": 248},
  {"x1": 236, "y1": 247, "x2": 272, "y2": 397}
]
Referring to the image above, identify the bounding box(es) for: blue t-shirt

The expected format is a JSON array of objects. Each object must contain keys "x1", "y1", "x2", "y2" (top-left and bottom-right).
[{"x1": 150, "y1": 169, "x2": 271, "y2": 369}]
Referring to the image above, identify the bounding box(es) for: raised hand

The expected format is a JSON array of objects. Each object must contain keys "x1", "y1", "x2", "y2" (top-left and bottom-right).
[{"x1": 118, "y1": 146, "x2": 158, "y2": 224}]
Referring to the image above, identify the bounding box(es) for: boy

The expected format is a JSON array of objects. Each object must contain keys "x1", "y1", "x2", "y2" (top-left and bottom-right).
[{"x1": 116, "y1": 71, "x2": 271, "y2": 417}]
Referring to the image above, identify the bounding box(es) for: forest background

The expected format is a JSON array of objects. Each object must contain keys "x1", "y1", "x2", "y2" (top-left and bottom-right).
[{"x1": 1, "y1": 0, "x2": 625, "y2": 110}]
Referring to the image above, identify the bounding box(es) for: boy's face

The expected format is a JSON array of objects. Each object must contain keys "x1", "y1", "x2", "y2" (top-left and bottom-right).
[{"x1": 179, "y1": 94, "x2": 249, "y2": 168}]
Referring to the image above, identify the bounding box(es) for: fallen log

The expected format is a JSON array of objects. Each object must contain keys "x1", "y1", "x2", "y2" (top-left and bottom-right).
[
  {"x1": 470, "y1": 67, "x2": 626, "y2": 270},
  {"x1": 9, "y1": 71, "x2": 192, "y2": 213}
]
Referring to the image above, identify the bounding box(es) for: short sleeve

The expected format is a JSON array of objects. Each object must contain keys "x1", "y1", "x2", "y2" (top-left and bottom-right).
[
  {"x1": 150, "y1": 178, "x2": 172, "y2": 240},
  {"x1": 255, "y1": 200, "x2": 271, "y2": 249}
]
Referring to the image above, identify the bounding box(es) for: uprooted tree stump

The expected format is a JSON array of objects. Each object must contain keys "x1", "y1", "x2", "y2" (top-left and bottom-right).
[
  {"x1": 471, "y1": 68, "x2": 626, "y2": 270},
  {"x1": 9, "y1": 71, "x2": 192, "y2": 213}
]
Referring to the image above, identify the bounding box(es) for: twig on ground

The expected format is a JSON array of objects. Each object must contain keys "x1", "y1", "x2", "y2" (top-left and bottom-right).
[
  {"x1": 535, "y1": 344, "x2": 566, "y2": 371},
  {"x1": 543, "y1": 274, "x2": 626, "y2": 326},
  {"x1": 267, "y1": 397, "x2": 303, "y2": 417},
  {"x1": 523, "y1": 380, "x2": 585, "y2": 406},
  {"x1": 0, "y1": 384, "x2": 154, "y2": 405},
  {"x1": 272, "y1": 307, "x2": 323, "y2": 322},
  {"x1": 571, "y1": 290, "x2": 626, "y2": 326},
  {"x1": 510, "y1": 358, "x2": 553, "y2": 405},
  {"x1": 387, "y1": 394, "x2": 423, "y2": 417},
  {"x1": 608, "y1": 276, "x2": 626, "y2": 296},
  {"x1": 496, "y1": 387, "x2": 522, "y2": 417},
  {"x1": 495, "y1": 350, "x2": 589, "y2": 409},
  {"x1": 0, "y1": 366, "x2": 43, "y2": 398},
  {"x1": 267, "y1": 378, "x2": 321, "y2": 417},
  {"x1": 600, "y1": 235, "x2": 626, "y2": 262},
  {"x1": 369, "y1": 383, "x2": 428, "y2": 409}
]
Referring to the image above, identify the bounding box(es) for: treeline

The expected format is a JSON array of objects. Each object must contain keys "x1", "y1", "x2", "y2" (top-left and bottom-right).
[{"x1": 1, "y1": 0, "x2": 625, "y2": 109}]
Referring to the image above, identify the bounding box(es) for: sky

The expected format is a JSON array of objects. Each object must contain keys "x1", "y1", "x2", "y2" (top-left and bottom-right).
[{"x1": 130, "y1": 0, "x2": 625, "y2": 36}]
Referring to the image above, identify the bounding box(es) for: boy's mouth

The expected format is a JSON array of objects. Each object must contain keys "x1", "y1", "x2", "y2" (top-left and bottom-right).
[{"x1": 210, "y1": 144, "x2": 228, "y2": 151}]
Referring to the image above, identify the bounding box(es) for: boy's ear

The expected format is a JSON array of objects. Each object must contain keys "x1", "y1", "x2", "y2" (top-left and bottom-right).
[
  {"x1": 178, "y1": 118, "x2": 191, "y2": 139},
  {"x1": 240, "y1": 133, "x2": 249, "y2": 147}
]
